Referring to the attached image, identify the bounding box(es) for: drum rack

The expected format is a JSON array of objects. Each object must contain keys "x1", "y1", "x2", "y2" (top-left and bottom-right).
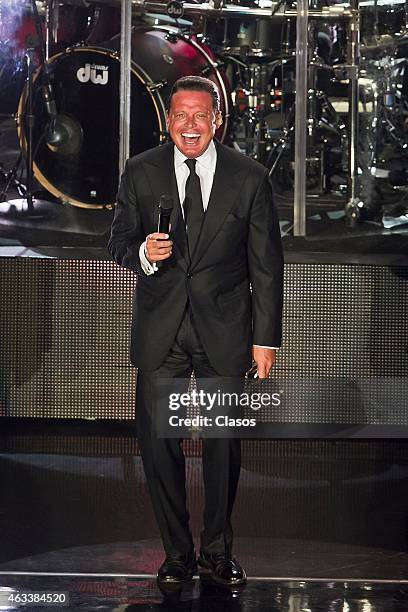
[
  {"x1": 126, "y1": 1, "x2": 359, "y2": 234},
  {"x1": 143, "y1": 1, "x2": 353, "y2": 19},
  {"x1": 28, "y1": 0, "x2": 380, "y2": 235}
]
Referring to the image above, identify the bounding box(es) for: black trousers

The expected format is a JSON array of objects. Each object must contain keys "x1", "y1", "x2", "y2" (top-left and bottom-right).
[{"x1": 135, "y1": 303, "x2": 243, "y2": 558}]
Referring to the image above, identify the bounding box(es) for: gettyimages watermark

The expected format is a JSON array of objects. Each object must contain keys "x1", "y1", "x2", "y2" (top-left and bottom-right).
[
  {"x1": 153, "y1": 377, "x2": 282, "y2": 438},
  {"x1": 145, "y1": 375, "x2": 408, "y2": 439},
  {"x1": 168, "y1": 388, "x2": 281, "y2": 411}
]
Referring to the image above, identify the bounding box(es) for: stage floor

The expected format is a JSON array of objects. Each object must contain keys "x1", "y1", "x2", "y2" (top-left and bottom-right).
[
  {"x1": 1, "y1": 575, "x2": 408, "y2": 610},
  {"x1": 1, "y1": 420, "x2": 408, "y2": 611}
]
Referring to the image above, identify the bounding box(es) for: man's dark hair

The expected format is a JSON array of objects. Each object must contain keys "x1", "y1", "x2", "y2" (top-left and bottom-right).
[{"x1": 168, "y1": 76, "x2": 221, "y2": 112}]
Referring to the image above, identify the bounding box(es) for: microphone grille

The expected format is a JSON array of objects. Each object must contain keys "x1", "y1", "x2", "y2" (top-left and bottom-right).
[{"x1": 159, "y1": 195, "x2": 174, "y2": 212}]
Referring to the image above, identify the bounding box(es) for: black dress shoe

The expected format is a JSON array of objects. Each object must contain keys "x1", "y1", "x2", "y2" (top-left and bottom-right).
[
  {"x1": 157, "y1": 552, "x2": 197, "y2": 592},
  {"x1": 198, "y1": 551, "x2": 247, "y2": 587}
]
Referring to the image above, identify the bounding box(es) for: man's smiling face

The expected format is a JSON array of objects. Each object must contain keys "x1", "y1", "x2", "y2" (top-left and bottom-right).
[{"x1": 167, "y1": 90, "x2": 222, "y2": 158}]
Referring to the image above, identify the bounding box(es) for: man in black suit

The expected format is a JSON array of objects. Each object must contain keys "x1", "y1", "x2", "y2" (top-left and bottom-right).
[{"x1": 108, "y1": 76, "x2": 283, "y2": 590}]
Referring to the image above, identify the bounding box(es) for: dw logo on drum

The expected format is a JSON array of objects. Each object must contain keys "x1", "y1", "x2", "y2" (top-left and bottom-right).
[
  {"x1": 76, "y1": 64, "x2": 109, "y2": 85},
  {"x1": 166, "y1": 1, "x2": 184, "y2": 19}
]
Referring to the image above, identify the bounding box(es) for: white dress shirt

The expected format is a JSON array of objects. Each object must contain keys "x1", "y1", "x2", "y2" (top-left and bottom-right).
[
  {"x1": 138, "y1": 141, "x2": 277, "y2": 351},
  {"x1": 139, "y1": 140, "x2": 216, "y2": 274}
]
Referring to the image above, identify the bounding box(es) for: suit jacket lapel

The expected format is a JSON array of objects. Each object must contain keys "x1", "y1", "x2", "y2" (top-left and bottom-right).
[
  {"x1": 143, "y1": 143, "x2": 189, "y2": 271},
  {"x1": 190, "y1": 141, "x2": 243, "y2": 271}
]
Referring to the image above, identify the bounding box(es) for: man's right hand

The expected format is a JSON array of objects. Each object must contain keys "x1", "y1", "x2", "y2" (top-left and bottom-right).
[{"x1": 145, "y1": 233, "x2": 173, "y2": 264}]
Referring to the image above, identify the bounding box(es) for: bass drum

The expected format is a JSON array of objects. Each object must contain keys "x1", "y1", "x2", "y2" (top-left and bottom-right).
[
  {"x1": 105, "y1": 25, "x2": 231, "y2": 143},
  {"x1": 18, "y1": 27, "x2": 231, "y2": 209}
]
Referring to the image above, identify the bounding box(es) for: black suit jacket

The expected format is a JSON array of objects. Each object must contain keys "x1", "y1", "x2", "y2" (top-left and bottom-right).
[{"x1": 108, "y1": 140, "x2": 284, "y2": 376}]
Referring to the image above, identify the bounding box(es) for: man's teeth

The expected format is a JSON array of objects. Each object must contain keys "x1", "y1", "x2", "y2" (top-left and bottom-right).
[{"x1": 182, "y1": 133, "x2": 200, "y2": 139}]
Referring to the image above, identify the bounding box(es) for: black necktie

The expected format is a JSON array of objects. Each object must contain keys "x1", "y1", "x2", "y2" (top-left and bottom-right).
[{"x1": 184, "y1": 158, "x2": 204, "y2": 258}]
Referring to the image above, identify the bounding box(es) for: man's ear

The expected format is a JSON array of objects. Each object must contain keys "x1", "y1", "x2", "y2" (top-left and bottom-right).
[
  {"x1": 215, "y1": 112, "x2": 223, "y2": 128},
  {"x1": 166, "y1": 111, "x2": 170, "y2": 129}
]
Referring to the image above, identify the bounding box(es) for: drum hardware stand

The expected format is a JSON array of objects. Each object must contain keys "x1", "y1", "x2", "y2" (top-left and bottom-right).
[
  {"x1": 305, "y1": 45, "x2": 348, "y2": 193},
  {"x1": 358, "y1": 56, "x2": 408, "y2": 217},
  {"x1": 231, "y1": 60, "x2": 284, "y2": 164},
  {"x1": 0, "y1": 153, "x2": 26, "y2": 203},
  {"x1": 370, "y1": 62, "x2": 407, "y2": 170},
  {"x1": 270, "y1": 0, "x2": 290, "y2": 17},
  {"x1": 266, "y1": 81, "x2": 345, "y2": 194},
  {"x1": 266, "y1": 109, "x2": 295, "y2": 178},
  {"x1": 0, "y1": 47, "x2": 53, "y2": 218},
  {"x1": 282, "y1": 18, "x2": 295, "y2": 57},
  {"x1": 344, "y1": 0, "x2": 363, "y2": 227},
  {"x1": 0, "y1": 0, "x2": 57, "y2": 218},
  {"x1": 45, "y1": 0, "x2": 56, "y2": 61},
  {"x1": 36, "y1": 0, "x2": 82, "y2": 154},
  {"x1": 405, "y1": 0, "x2": 408, "y2": 34},
  {"x1": 148, "y1": 79, "x2": 168, "y2": 92},
  {"x1": 264, "y1": 27, "x2": 346, "y2": 193}
]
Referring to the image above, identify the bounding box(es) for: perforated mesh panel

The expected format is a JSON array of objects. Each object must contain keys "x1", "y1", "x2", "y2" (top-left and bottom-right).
[
  {"x1": 0, "y1": 259, "x2": 135, "y2": 418},
  {"x1": 0, "y1": 259, "x2": 407, "y2": 423}
]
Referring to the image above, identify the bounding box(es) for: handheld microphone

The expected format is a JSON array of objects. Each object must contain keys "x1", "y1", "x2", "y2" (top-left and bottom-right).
[
  {"x1": 156, "y1": 195, "x2": 173, "y2": 269},
  {"x1": 157, "y1": 195, "x2": 173, "y2": 234}
]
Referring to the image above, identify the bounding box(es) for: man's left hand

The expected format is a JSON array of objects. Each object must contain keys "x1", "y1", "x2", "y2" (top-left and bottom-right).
[{"x1": 252, "y1": 346, "x2": 277, "y2": 379}]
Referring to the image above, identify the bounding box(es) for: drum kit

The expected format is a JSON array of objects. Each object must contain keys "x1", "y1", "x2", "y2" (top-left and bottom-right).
[{"x1": 0, "y1": 0, "x2": 407, "y2": 217}]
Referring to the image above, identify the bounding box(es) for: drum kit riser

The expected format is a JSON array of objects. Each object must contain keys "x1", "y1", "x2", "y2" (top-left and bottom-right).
[{"x1": 0, "y1": 0, "x2": 407, "y2": 219}]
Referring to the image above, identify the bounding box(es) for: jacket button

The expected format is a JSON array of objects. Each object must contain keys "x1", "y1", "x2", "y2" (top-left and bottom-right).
[{"x1": 186, "y1": 273, "x2": 192, "y2": 279}]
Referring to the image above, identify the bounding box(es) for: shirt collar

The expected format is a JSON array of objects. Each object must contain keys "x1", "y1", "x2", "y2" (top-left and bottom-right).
[{"x1": 174, "y1": 139, "x2": 217, "y2": 171}]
